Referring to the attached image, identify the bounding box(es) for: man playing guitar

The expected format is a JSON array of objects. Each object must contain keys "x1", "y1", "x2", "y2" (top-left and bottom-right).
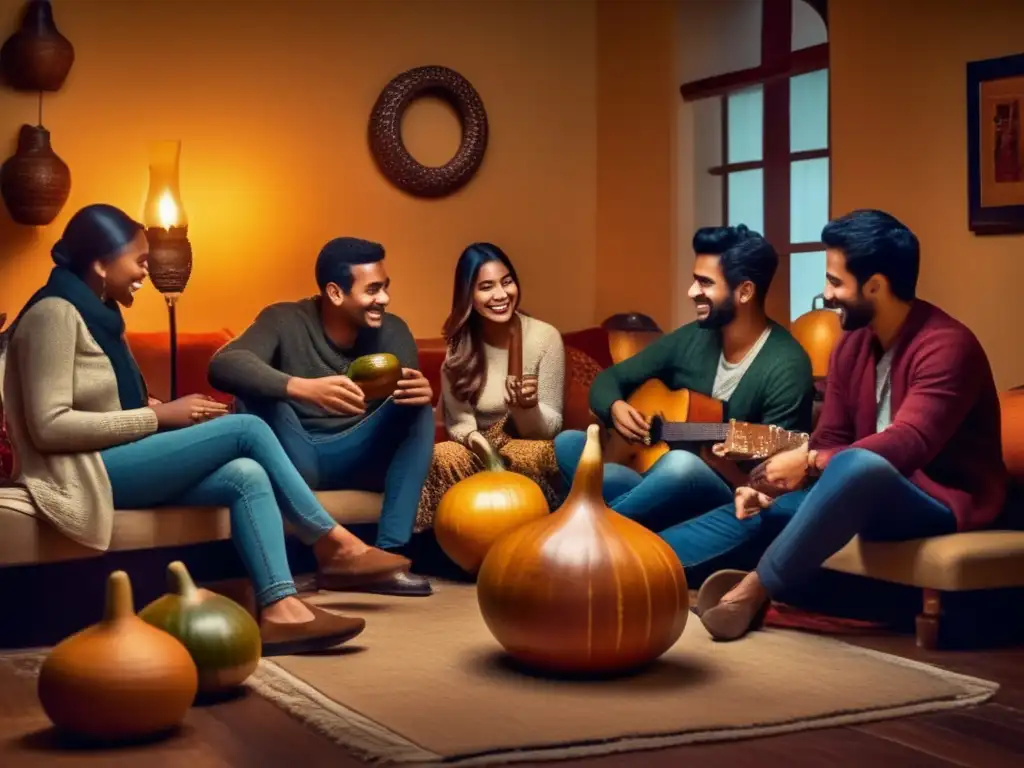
[{"x1": 554, "y1": 224, "x2": 815, "y2": 534}]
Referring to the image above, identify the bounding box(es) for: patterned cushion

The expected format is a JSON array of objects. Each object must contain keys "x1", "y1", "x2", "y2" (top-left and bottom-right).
[{"x1": 562, "y1": 346, "x2": 604, "y2": 431}]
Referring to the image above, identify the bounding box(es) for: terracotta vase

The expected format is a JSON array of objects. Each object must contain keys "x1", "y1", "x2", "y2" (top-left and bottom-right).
[
  {"x1": 0, "y1": 124, "x2": 71, "y2": 226},
  {"x1": 0, "y1": 0, "x2": 75, "y2": 91}
]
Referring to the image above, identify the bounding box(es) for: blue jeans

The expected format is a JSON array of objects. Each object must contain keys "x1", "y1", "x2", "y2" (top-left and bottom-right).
[
  {"x1": 661, "y1": 448, "x2": 958, "y2": 593},
  {"x1": 240, "y1": 397, "x2": 434, "y2": 550},
  {"x1": 553, "y1": 430, "x2": 733, "y2": 532},
  {"x1": 101, "y1": 414, "x2": 340, "y2": 609}
]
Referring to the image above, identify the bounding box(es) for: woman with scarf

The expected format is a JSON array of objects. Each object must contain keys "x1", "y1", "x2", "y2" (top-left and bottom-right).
[{"x1": 1, "y1": 204, "x2": 409, "y2": 655}]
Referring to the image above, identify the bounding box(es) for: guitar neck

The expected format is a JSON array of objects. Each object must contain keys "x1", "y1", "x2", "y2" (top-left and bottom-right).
[
  {"x1": 658, "y1": 421, "x2": 731, "y2": 443},
  {"x1": 655, "y1": 418, "x2": 809, "y2": 460},
  {"x1": 625, "y1": 383, "x2": 808, "y2": 463}
]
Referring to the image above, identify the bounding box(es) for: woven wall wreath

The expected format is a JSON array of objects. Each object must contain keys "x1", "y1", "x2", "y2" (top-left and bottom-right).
[{"x1": 368, "y1": 65, "x2": 489, "y2": 198}]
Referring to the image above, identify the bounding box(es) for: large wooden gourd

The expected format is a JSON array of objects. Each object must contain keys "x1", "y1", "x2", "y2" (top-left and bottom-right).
[
  {"x1": 434, "y1": 437, "x2": 550, "y2": 575},
  {"x1": 139, "y1": 561, "x2": 262, "y2": 695},
  {"x1": 790, "y1": 294, "x2": 842, "y2": 378},
  {"x1": 37, "y1": 571, "x2": 199, "y2": 742},
  {"x1": 348, "y1": 352, "x2": 402, "y2": 400},
  {"x1": 476, "y1": 424, "x2": 688, "y2": 674}
]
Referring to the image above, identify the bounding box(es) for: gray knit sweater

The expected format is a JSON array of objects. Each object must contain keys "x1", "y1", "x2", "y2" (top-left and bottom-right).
[{"x1": 207, "y1": 298, "x2": 420, "y2": 432}]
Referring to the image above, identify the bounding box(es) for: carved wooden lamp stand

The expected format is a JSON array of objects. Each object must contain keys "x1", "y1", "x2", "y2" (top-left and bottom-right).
[{"x1": 142, "y1": 140, "x2": 192, "y2": 401}]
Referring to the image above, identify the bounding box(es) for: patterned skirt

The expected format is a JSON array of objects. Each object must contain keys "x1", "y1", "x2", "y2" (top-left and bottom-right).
[{"x1": 414, "y1": 417, "x2": 564, "y2": 533}]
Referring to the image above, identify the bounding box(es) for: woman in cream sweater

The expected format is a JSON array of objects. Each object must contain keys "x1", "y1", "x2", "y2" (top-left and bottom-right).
[
  {"x1": 415, "y1": 243, "x2": 565, "y2": 530},
  {"x1": 1, "y1": 204, "x2": 410, "y2": 655}
]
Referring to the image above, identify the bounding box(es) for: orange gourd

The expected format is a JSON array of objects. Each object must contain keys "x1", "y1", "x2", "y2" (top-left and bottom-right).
[
  {"x1": 37, "y1": 570, "x2": 199, "y2": 741},
  {"x1": 790, "y1": 295, "x2": 842, "y2": 378},
  {"x1": 139, "y1": 561, "x2": 262, "y2": 695},
  {"x1": 434, "y1": 437, "x2": 550, "y2": 574},
  {"x1": 999, "y1": 388, "x2": 1024, "y2": 479},
  {"x1": 601, "y1": 313, "x2": 663, "y2": 364},
  {"x1": 476, "y1": 424, "x2": 689, "y2": 674}
]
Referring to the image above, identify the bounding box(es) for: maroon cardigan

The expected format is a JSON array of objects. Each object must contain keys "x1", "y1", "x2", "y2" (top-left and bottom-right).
[{"x1": 811, "y1": 300, "x2": 1007, "y2": 531}]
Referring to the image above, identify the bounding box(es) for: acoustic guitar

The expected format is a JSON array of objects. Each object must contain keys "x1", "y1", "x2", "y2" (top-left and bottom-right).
[{"x1": 602, "y1": 379, "x2": 809, "y2": 475}]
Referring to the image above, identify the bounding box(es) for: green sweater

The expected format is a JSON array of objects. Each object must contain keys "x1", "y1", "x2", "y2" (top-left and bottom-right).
[{"x1": 589, "y1": 321, "x2": 815, "y2": 434}]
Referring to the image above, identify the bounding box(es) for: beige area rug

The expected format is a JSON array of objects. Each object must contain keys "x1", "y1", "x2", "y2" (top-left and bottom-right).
[{"x1": 243, "y1": 582, "x2": 998, "y2": 766}]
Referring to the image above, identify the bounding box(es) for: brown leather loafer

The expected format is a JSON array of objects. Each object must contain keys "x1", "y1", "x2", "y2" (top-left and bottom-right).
[
  {"x1": 260, "y1": 602, "x2": 366, "y2": 656},
  {"x1": 341, "y1": 570, "x2": 433, "y2": 597},
  {"x1": 698, "y1": 599, "x2": 769, "y2": 641},
  {"x1": 693, "y1": 569, "x2": 748, "y2": 617},
  {"x1": 693, "y1": 569, "x2": 769, "y2": 641},
  {"x1": 317, "y1": 546, "x2": 411, "y2": 591}
]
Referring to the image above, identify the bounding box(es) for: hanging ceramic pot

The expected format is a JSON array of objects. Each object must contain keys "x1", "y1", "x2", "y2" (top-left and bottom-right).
[
  {"x1": 0, "y1": 0, "x2": 75, "y2": 92},
  {"x1": 0, "y1": 123, "x2": 71, "y2": 226}
]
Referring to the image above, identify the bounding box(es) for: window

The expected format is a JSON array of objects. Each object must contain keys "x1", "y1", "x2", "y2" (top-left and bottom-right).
[{"x1": 681, "y1": 0, "x2": 829, "y2": 323}]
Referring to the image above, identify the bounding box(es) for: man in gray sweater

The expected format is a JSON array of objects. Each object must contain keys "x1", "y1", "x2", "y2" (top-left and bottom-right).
[{"x1": 208, "y1": 237, "x2": 436, "y2": 596}]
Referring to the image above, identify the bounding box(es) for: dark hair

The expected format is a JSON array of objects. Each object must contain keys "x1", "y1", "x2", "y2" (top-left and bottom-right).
[
  {"x1": 693, "y1": 224, "x2": 778, "y2": 303},
  {"x1": 441, "y1": 242, "x2": 520, "y2": 405},
  {"x1": 51, "y1": 204, "x2": 143, "y2": 275},
  {"x1": 821, "y1": 209, "x2": 919, "y2": 301},
  {"x1": 314, "y1": 237, "x2": 385, "y2": 294}
]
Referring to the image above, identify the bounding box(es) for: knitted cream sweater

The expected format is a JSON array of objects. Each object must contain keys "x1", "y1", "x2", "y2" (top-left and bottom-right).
[
  {"x1": 440, "y1": 313, "x2": 565, "y2": 443},
  {"x1": 1, "y1": 297, "x2": 158, "y2": 550}
]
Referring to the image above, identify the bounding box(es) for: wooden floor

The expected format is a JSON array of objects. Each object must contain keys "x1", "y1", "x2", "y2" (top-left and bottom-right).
[{"x1": 2, "y1": 627, "x2": 1023, "y2": 768}]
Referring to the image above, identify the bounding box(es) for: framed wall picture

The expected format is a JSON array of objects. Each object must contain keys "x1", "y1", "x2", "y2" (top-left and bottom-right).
[{"x1": 967, "y1": 52, "x2": 1024, "y2": 235}]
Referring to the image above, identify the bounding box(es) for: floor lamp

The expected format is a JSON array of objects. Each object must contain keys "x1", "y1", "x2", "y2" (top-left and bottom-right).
[{"x1": 142, "y1": 140, "x2": 192, "y2": 401}]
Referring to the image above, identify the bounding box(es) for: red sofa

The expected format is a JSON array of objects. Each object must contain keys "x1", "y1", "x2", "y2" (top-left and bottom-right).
[{"x1": 125, "y1": 326, "x2": 616, "y2": 442}]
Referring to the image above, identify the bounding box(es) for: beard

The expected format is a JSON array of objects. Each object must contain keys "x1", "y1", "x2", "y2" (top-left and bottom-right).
[
  {"x1": 695, "y1": 295, "x2": 737, "y2": 329},
  {"x1": 826, "y1": 295, "x2": 874, "y2": 330}
]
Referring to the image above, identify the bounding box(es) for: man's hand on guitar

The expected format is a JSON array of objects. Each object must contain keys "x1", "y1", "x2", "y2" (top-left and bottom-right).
[
  {"x1": 610, "y1": 400, "x2": 650, "y2": 444},
  {"x1": 700, "y1": 445, "x2": 749, "y2": 489},
  {"x1": 747, "y1": 443, "x2": 810, "y2": 492},
  {"x1": 734, "y1": 486, "x2": 773, "y2": 519}
]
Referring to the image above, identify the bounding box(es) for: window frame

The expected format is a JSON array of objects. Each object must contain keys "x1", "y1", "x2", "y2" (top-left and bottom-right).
[{"x1": 679, "y1": 0, "x2": 830, "y2": 324}]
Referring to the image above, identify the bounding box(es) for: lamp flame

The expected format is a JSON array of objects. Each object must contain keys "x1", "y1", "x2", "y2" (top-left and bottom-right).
[{"x1": 157, "y1": 191, "x2": 179, "y2": 229}]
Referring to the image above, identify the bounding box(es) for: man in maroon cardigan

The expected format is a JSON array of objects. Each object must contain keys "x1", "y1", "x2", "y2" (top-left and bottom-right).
[{"x1": 657, "y1": 209, "x2": 1008, "y2": 641}]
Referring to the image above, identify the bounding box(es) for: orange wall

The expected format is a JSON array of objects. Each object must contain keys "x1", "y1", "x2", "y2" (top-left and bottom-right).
[
  {"x1": 595, "y1": 0, "x2": 677, "y2": 331},
  {"x1": 830, "y1": 0, "x2": 1024, "y2": 389},
  {"x1": 0, "y1": 0, "x2": 598, "y2": 337}
]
